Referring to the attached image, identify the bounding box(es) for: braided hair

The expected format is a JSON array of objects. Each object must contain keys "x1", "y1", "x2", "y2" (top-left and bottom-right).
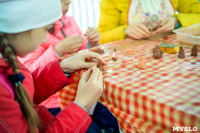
[{"x1": 0, "y1": 33, "x2": 40, "y2": 133}]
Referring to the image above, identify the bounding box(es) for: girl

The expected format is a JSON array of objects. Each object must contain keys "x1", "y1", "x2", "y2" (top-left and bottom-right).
[
  {"x1": 18, "y1": 0, "x2": 101, "y2": 112},
  {"x1": 19, "y1": 0, "x2": 101, "y2": 72},
  {"x1": 0, "y1": 0, "x2": 106, "y2": 132}
]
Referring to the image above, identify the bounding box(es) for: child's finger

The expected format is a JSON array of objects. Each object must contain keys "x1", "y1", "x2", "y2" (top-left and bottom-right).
[
  {"x1": 137, "y1": 22, "x2": 150, "y2": 34},
  {"x1": 88, "y1": 67, "x2": 100, "y2": 82},
  {"x1": 97, "y1": 71, "x2": 103, "y2": 84},
  {"x1": 79, "y1": 69, "x2": 90, "y2": 85},
  {"x1": 90, "y1": 36, "x2": 101, "y2": 43},
  {"x1": 135, "y1": 27, "x2": 150, "y2": 38},
  {"x1": 85, "y1": 27, "x2": 93, "y2": 36},
  {"x1": 85, "y1": 68, "x2": 93, "y2": 82},
  {"x1": 81, "y1": 62, "x2": 97, "y2": 69},
  {"x1": 83, "y1": 52, "x2": 107, "y2": 66},
  {"x1": 161, "y1": 18, "x2": 168, "y2": 26},
  {"x1": 88, "y1": 33, "x2": 100, "y2": 41},
  {"x1": 87, "y1": 27, "x2": 93, "y2": 34},
  {"x1": 87, "y1": 29, "x2": 98, "y2": 39},
  {"x1": 155, "y1": 23, "x2": 172, "y2": 33},
  {"x1": 130, "y1": 30, "x2": 143, "y2": 39}
]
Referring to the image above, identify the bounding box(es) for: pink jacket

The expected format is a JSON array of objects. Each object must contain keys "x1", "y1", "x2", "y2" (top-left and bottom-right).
[
  {"x1": 18, "y1": 15, "x2": 87, "y2": 108},
  {"x1": 0, "y1": 54, "x2": 91, "y2": 133}
]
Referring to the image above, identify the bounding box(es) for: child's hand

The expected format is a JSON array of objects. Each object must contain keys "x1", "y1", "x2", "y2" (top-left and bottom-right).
[
  {"x1": 84, "y1": 27, "x2": 101, "y2": 47},
  {"x1": 125, "y1": 22, "x2": 150, "y2": 39},
  {"x1": 75, "y1": 67, "x2": 103, "y2": 111},
  {"x1": 152, "y1": 17, "x2": 177, "y2": 34},
  {"x1": 54, "y1": 36, "x2": 83, "y2": 56},
  {"x1": 59, "y1": 51, "x2": 107, "y2": 73}
]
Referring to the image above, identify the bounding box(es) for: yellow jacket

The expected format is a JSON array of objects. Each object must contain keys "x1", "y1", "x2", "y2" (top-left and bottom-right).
[{"x1": 98, "y1": 0, "x2": 200, "y2": 44}]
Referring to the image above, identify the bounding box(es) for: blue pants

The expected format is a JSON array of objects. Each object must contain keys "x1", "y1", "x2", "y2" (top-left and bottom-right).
[
  {"x1": 86, "y1": 102, "x2": 119, "y2": 133},
  {"x1": 48, "y1": 102, "x2": 119, "y2": 133}
]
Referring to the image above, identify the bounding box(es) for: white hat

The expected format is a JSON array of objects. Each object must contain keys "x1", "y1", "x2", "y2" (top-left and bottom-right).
[{"x1": 0, "y1": 0, "x2": 62, "y2": 33}]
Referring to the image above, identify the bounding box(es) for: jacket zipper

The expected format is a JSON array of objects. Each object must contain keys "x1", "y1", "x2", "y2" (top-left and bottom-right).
[{"x1": 59, "y1": 19, "x2": 67, "y2": 38}]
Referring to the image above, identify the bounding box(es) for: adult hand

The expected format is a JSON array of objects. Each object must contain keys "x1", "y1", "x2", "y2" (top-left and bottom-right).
[
  {"x1": 75, "y1": 67, "x2": 103, "y2": 110},
  {"x1": 124, "y1": 22, "x2": 150, "y2": 39},
  {"x1": 59, "y1": 51, "x2": 107, "y2": 73},
  {"x1": 54, "y1": 36, "x2": 83, "y2": 56},
  {"x1": 84, "y1": 27, "x2": 101, "y2": 47},
  {"x1": 152, "y1": 17, "x2": 177, "y2": 34}
]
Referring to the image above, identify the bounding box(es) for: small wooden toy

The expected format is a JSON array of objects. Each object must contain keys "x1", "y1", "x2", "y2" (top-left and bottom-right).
[
  {"x1": 112, "y1": 56, "x2": 117, "y2": 61},
  {"x1": 138, "y1": 56, "x2": 146, "y2": 70},
  {"x1": 178, "y1": 46, "x2": 185, "y2": 58},
  {"x1": 153, "y1": 46, "x2": 163, "y2": 59},
  {"x1": 191, "y1": 44, "x2": 198, "y2": 57}
]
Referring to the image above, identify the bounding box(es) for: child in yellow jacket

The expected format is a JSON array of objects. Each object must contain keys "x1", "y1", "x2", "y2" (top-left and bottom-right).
[{"x1": 98, "y1": 0, "x2": 200, "y2": 44}]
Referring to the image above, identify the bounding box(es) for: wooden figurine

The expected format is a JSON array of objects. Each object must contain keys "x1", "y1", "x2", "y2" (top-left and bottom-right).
[
  {"x1": 191, "y1": 44, "x2": 198, "y2": 57},
  {"x1": 112, "y1": 56, "x2": 117, "y2": 61},
  {"x1": 138, "y1": 56, "x2": 146, "y2": 70},
  {"x1": 153, "y1": 46, "x2": 163, "y2": 59},
  {"x1": 178, "y1": 46, "x2": 185, "y2": 58}
]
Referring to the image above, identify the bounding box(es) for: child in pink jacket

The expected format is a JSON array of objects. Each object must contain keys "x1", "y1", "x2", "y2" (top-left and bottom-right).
[
  {"x1": 18, "y1": 1, "x2": 120, "y2": 132},
  {"x1": 19, "y1": 0, "x2": 101, "y2": 109}
]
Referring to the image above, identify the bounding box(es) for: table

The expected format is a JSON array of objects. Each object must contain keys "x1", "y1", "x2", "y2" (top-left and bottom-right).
[{"x1": 59, "y1": 34, "x2": 200, "y2": 133}]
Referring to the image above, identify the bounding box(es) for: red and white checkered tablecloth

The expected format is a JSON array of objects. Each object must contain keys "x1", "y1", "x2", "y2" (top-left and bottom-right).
[{"x1": 58, "y1": 34, "x2": 200, "y2": 133}]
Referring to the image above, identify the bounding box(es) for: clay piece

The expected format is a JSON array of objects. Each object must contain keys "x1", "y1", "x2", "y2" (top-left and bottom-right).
[
  {"x1": 163, "y1": 35, "x2": 168, "y2": 40},
  {"x1": 153, "y1": 46, "x2": 163, "y2": 59},
  {"x1": 191, "y1": 44, "x2": 198, "y2": 57},
  {"x1": 151, "y1": 26, "x2": 158, "y2": 32},
  {"x1": 97, "y1": 60, "x2": 103, "y2": 71},
  {"x1": 138, "y1": 56, "x2": 146, "y2": 70},
  {"x1": 112, "y1": 57, "x2": 117, "y2": 61},
  {"x1": 122, "y1": 49, "x2": 136, "y2": 55},
  {"x1": 92, "y1": 47, "x2": 105, "y2": 54},
  {"x1": 113, "y1": 48, "x2": 117, "y2": 52},
  {"x1": 178, "y1": 46, "x2": 185, "y2": 58},
  {"x1": 163, "y1": 32, "x2": 171, "y2": 40}
]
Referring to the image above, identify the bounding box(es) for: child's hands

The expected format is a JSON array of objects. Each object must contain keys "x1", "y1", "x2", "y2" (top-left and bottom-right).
[
  {"x1": 75, "y1": 67, "x2": 103, "y2": 111},
  {"x1": 125, "y1": 22, "x2": 150, "y2": 39},
  {"x1": 85, "y1": 27, "x2": 101, "y2": 47},
  {"x1": 152, "y1": 17, "x2": 177, "y2": 34},
  {"x1": 59, "y1": 51, "x2": 107, "y2": 73},
  {"x1": 54, "y1": 36, "x2": 83, "y2": 56}
]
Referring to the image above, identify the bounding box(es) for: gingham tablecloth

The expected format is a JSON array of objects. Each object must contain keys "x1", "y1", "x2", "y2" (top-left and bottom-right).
[{"x1": 58, "y1": 34, "x2": 200, "y2": 133}]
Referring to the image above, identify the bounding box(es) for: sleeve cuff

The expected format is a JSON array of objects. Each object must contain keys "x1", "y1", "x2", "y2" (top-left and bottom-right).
[
  {"x1": 175, "y1": 21, "x2": 181, "y2": 29},
  {"x1": 64, "y1": 103, "x2": 90, "y2": 117},
  {"x1": 86, "y1": 42, "x2": 100, "y2": 49},
  {"x1": 86, "y1": 42, "x2": 91, "y2": 49},
  {"x1": 52, "y1": 59, "x2": 73, "y2": 85},
  {"x1": 73, "y1": 102, "x2": 88, "y2": 113}
]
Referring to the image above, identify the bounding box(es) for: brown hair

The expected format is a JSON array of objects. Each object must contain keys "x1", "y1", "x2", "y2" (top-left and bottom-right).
[{"x1": 0, "y1": 33, "x2": 40, "y2": 133}]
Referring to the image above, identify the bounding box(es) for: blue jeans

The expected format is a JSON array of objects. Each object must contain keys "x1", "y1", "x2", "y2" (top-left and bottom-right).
[
  {"x1": 48, "y1": 102, "x2": 119, "y2": 133},
  {"x1": 86, "y1": 102, "x2": 119, "y2": 133}
]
